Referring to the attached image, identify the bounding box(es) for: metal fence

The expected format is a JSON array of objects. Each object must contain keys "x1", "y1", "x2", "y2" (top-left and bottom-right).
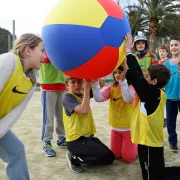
[
  {"x1": 0, "y1": 32, "x2": 13, "y2": 54},
  {"x1": 0, "y1": 20, "x2": 15, "y2": 54}
]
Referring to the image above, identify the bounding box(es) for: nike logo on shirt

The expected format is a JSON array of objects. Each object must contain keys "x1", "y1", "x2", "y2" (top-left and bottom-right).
[{"x1": 12, "y1": 86, "x2": 27, "y2": 94}]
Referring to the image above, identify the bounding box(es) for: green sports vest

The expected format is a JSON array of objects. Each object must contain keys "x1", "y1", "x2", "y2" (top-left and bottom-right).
[{"x1": 39, "y1": 63, "x2": 65, "y2": 84}]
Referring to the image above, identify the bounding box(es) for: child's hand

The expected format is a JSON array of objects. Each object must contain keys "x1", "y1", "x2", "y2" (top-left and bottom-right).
[
  {"x1": 121, "y1": 61, "x2": 128, "y2": 81},
  {"x1": 124, "y1": 33, "x2": 133, "y2": 53},
  {"x1": 83, "y1": 80, "x2": 93, "y2": 90},
  {"x1": 92, "y1": 79, "x2": 99, "y2": 84},
  {"x1": 121, "y1": 69, "x2": 127, "y2": 81},
  {"x1": 121, "y1": 58, "x2": 128, "y2": 69},
  {"x1": 92, "y1": 79, "x2": 105, "y2": 89}
]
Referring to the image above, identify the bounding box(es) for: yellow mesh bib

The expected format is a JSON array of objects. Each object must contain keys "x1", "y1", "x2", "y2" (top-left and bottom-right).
[
  {"x1": 131, "y1": 90, "x2": 166, "y2": 147},
  {"x1": 109, "y1": 85, "x2": 135, "y2": 128},
  {"x1": 0, "y1": 56, "x2": 33, "y2": 118},
  {"x1": 63, "y1": 93, "x2": 96, "y2": 142}
]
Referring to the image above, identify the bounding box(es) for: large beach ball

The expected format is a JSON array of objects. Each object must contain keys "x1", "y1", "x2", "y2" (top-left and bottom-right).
[{"x1": 42, "y1": 0, "x2": 131, "y2": 79}]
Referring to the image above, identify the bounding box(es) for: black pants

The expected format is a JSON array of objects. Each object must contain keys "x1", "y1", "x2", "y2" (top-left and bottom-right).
[
  {"x1": 66, "y1": 136, "x2": 115, "y2": 165},
  {"x1": 138, "y1": 144, "x2": 180, "y2": 180}
]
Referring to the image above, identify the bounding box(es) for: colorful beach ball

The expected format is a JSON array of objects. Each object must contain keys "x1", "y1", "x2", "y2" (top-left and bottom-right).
[{"x1": 42, "y1": 0, "x2": 131, "y2": 79}]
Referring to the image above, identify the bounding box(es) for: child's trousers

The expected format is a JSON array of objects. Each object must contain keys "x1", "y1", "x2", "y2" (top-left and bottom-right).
[
  {"x1": 41, "y1": 91, "x2": 65, "y2": 142},
  {"x1": 0, "y1": 131, "x2": 30, "y2": 180},
  {"x1": 66, "y1": 136, "x2": 115, "y2": 165},
  {"x1": 110, "y1": 130, "x2": 138, "y2": 163},
  {"x1": 166, "y1": 99, "x2": 180, "y2": 146},
  {"x1": 138, "y1": 144, "x2": 180, "y2": 180}
]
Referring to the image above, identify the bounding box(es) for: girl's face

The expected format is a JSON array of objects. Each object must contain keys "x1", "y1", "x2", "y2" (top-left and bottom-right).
[
  {"x1": 113, "y1": 69, "x2": 123, "y2": 82},
  {"x1": 27, "y1": 41, "x2": 45, "y2": 69},
  {"x1": 170, "y1": 40, "x2": 180, "y2": 58},
  {"x1": 159, "y1": 49, "x2": 168, "y2": 60},
  {"x1": 66, "y1": 79, "x2": 83, "y2": 94},
  {"x1": 135, "y1": 40, "x2": 146, "y2": 52}
]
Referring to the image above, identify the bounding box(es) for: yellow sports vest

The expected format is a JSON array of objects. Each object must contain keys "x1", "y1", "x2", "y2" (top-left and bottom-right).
[
  {"x1": 0, "y1": 56, "x2": 33, "y2": 118},
  {"x1": 63, "y1": 93, "x2": 96, "y2": 142},
  {"x1": 109, "y1": 85, "x2": 134, "y2": 128},
  {"x1": 131, "y1": 90, "x2": 166, "y2": 147}
]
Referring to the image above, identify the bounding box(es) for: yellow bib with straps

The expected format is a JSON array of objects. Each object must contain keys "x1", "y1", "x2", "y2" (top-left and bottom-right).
[
  {"x1": 109, "y1": 85, "x2": 134, "y2": 128},
  {"x1": 63, "y1": 93, "x2": 96, "y2": 142},
  {"x1": 130, "y1": 90, "x2": 166, "y2": 147},
  {"x1": 0, "y1": 56, "x2": 33, "y2": 118}
]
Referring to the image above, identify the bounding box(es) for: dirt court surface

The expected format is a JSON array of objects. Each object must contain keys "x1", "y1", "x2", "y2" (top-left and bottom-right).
[{"x1": 0, "y1": 91, "x2": 180, "y2": 180}]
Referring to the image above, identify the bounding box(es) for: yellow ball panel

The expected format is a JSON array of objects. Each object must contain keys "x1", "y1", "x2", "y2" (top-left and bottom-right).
[
  {"x1": 43, "y1": 0, "x2": 108, "y2": 28},
  {"x1": 114, "y1": 41, "x2": 126, "y2": 70}
]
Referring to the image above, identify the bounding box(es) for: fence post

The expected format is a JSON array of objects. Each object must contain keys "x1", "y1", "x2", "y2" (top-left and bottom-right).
[
  {"x1": 13, "y1": 20, "x2": 16, "y2": 43},
  {"x1": 162, "y1": 37, "x2": 164, "y2": 45},
  {"x1": 8, "y1": 34, "x2": 11, "y2": 51}
]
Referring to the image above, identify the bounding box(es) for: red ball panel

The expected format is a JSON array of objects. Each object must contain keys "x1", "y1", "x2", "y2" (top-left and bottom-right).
[
  {"x1": 63, "y1": 46, "x2": 119, "y2": 79},
  {"x1": 97, "y1": 0, "x2": 123, "y2": 20}
]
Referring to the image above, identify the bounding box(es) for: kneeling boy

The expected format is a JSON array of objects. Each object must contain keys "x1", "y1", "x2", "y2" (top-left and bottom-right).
[{"x1": 63, "y1": 77, "x2": 115, "y2": 173}]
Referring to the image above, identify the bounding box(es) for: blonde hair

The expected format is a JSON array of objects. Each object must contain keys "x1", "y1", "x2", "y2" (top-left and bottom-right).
[{"x1": 12, "y1": 33, "x2": 42, "y2": 58}]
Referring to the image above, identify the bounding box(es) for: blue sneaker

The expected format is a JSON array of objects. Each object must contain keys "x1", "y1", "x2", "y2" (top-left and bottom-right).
[
  {"x1": 57, "y1": 138, "x2": 66, "y2": 149},
  {"x1": 43, "y1": 143, "x2": 56, "y2": 157}
]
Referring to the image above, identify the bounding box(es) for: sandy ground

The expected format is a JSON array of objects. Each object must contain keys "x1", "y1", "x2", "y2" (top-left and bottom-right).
[{"x1": 0, "y1": 91, "x2": 180, "y2": 180}]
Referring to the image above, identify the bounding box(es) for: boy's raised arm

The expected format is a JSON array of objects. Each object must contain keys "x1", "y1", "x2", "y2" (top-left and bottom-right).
[
  {"x1": 124, "y1": 33, "x2": 159, "y2": 103},
  {"x1": 74, "y1": 80, "x2": 91, "y2": 115}
]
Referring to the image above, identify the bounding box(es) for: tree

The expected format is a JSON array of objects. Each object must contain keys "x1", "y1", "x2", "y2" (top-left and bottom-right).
[
  {"x1": 158, "y1": 14, "x2": 180, "y2": 39},
  {"x1": 127, "y1": 0, "x2": 180, "y2": 52},
  {"x1": 0, "y1": 27, "x2": 13, "y2": 54},
  {"x1": 124, "y1": 5, "x2": 148, "y2": 37}
]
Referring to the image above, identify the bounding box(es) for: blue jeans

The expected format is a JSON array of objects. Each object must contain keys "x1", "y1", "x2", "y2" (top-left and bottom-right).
[
  {"x1": 166, "y1": 99, "x2": 180, "y2": 146},
  {"x1": 0, "y1": 131, "x2": 30, "y2": 180}
]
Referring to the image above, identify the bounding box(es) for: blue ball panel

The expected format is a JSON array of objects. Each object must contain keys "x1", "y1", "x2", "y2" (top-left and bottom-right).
[
  {"x1": 42, "y1": 24, "x2": 105, "y2": 71},
  {"x1": 122, "y1": 14, "x2": 131, "y2": 34},
  {"x1": 100, "y1": 15, "x2": 131, "y2": 48}
]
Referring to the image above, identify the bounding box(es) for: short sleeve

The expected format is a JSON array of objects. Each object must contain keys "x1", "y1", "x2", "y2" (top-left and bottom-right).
[{"x1": 63, "y1": 93, "x2": 80, "y2": 116}]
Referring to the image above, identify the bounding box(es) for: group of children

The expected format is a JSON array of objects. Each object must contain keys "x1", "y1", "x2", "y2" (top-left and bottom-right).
[
  {"x1": 62, "y1": 32, "x2": 180, "y2": 180},
  {"x1": 0, "y1": 31, "x2": 180, "y2": 180},
  {"x1": 34, "y1": 31, "x2": 180, "y2": 179},
  {"x1": 0, "y1": 30, "x2": 179, "y2": 180}
]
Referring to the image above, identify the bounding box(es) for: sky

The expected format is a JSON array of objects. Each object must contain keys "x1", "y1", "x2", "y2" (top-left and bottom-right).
[
  {"x1": 0, "y1": 0, "x2": 59, "y2": 37},
  {"x1": 0, "y1": 0, "x2": 132, "y2": 37}
]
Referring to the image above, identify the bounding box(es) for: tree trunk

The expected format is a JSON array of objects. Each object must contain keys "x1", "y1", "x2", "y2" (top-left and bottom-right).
[{"x1": 149, "y1": 19, "x2": 158, "y2": 53}]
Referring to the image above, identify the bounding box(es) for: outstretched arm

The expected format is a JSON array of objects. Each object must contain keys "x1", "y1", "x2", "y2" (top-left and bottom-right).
[
  {"x1": 118, "y1": 63, "x2": 134, "y2": 103},
  {"x1": 92, "y1": 81, "x2": 111, "y2": 102},
  {"x1": 124, "y1": 33, "x2": 160, "y2": 103},
  {"x1": 120, "y1": 79, "x2": 134, "y2": 103}
]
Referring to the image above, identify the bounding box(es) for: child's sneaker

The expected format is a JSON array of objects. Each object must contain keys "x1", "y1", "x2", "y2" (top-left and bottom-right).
[
  {"x1": 170, "y1": 144, "x2": 179, "y2": 153},
  {"x1": 43, "y1": 142, "x2": 56, "y2": 157},
  {"x1": 66, "y1": 152, "x2": 83, "y2": 173},
  {"x1": 57, "y1": 138, "x2": 66, "y2": 149}
]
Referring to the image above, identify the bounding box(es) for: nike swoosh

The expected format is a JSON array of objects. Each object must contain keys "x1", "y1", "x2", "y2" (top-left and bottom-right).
[
  {"x1": 12, "y1": 86, "x2": 27, "y2": 94},
  {"x1": 113, "y1": 97, "x2": 122, "y2": 101}
]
